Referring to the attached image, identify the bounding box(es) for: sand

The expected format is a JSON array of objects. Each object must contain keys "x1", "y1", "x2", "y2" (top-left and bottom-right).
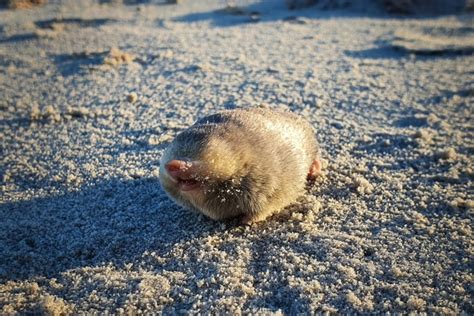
[{"x1": 0, "y1": 0, "x2": 473, "y2": 313}]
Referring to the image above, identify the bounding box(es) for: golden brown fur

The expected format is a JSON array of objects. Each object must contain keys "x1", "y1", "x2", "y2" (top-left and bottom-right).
[{"x1": 159, "y1": 108, "x2": 320, "y2": 223}]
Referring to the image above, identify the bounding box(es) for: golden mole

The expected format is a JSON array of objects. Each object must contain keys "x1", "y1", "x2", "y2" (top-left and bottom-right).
[{"x1": 159, "y1": 108, "x2": 321, "y2": 224}]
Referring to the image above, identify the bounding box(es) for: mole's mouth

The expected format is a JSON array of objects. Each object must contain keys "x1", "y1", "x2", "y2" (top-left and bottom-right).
[
  {"x1": 164, "y1": 159, "x2": 203, "y2": 191},
  {"x1": 178, "y1": 177, "x2": 201, "y2": 191}
]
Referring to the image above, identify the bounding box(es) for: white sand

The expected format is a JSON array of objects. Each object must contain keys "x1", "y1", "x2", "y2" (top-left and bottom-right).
[{"x1": 0, "y1": 0, "x2": 473, "y2": 313}]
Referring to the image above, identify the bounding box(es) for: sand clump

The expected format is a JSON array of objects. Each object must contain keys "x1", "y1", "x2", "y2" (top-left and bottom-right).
[
  {"x1": 435, "y1": 147, "x2": 457, "y2": 160},
  {"x1": 450, "y1": 198, "x2": 474, "y2": 210},
  {"x1": 352, "y1": 176, "x2": 374, "y2": 194},
  {"x1": 39, "y1": 295, "x2": 73, "y2": 316},
  {"x1": 30, "y1": 104, "x2": 61, "y2": 122},
  {"x1": 0, "y1": 281, "x2": 73, "y2": 315},
  {"x1": 103, "y1": 48, "x2": 135, "y2": 67},
  {"x1": 407, "y1": 296, "x2": 427, "y2": 310},
  {"x1": 412, "y1": 128, "x2": 432, "y2": 142},
  {"x1": 127, "y1": 92, "x2": 138, "y2": 103},
  {"x1": 31, "y1": 105, "x2": 97, "y2": 122}
]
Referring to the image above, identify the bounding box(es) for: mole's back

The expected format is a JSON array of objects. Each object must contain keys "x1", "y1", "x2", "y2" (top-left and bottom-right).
[{"x1": 194, "y1": 108, "x2": 319, "y2": 169}]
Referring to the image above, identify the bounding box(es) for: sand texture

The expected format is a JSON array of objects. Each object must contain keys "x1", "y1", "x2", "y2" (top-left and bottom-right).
[{"x1": 1, "y1": 0, "x2": 473, "y2": 313}]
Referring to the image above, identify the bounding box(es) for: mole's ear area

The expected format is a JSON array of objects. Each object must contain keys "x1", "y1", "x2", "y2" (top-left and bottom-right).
[{"x1": 307, "y1": 159, "x2": 322, "y2": 180}]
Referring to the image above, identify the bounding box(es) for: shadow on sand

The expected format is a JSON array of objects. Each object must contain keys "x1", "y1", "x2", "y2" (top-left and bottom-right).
[
  {"x1": 345, "y1": 45, "x2": 474, "y2": 59},
  {"x1": 0, "y1": 174, "x2": 351, "y2": 314},
  {"x1": 0, "y1": 177, "x2": 222, "y2": 282},
  {"x1": 51, "y1": 51, "x2": 108, "y2": 76},
  {"x1": 0, "y1": 18, "x2": 117, "y2": 44},
  {"x1": 173, "y1": 0, "x2": 472, "y2": 28}
]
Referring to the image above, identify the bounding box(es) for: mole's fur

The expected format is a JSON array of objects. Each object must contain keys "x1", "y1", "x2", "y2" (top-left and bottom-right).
[{"x1": 159, "y1": 108, "x2": 321, "y2": 224}]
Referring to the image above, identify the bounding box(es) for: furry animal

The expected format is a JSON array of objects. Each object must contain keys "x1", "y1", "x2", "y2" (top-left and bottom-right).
[{"x1": 159, "y1": 108, "x2": 321, "y2": 224}]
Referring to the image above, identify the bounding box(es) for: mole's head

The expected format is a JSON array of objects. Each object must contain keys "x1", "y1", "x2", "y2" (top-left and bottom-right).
[{"x1": 159, "y1": 126, "x2": 251, "y2": 220}]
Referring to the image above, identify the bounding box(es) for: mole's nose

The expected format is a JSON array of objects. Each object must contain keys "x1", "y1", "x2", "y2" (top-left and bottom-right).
[
  {"x1": 165, "y1": 160, "x2": 192, "y2": 180},
  {"x1": 165, "y1": 159, "x2": 187, "y2": 171}
]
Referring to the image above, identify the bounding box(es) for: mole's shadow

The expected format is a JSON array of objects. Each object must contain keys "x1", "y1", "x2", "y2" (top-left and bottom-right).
[{"x1": 0, "y1": 178, "x2": 220, "y2": 282}]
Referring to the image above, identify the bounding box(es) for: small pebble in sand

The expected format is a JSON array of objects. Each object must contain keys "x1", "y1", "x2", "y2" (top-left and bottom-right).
[
  {"x1": 435, "y1": 147, "x2": 457, "y2": 160},
  {"x1": 127, "y1": 92, "x2": 138, "y2": 103}
]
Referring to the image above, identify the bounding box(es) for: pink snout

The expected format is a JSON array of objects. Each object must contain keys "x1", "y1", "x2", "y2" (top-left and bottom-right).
[{"x1": 164, "y1": 160, "x2": 201, "y2": 191}]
